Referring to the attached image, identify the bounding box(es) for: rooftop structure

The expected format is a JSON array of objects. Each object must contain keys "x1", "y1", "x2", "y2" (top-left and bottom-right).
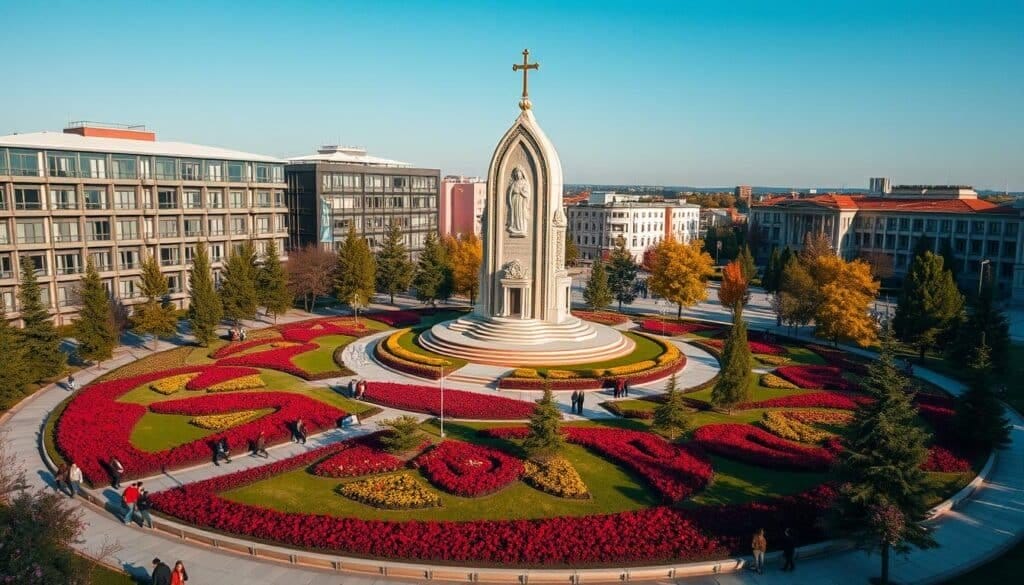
[{"x1": 287, "y1": 145, "x2": 411, "y2": 168}]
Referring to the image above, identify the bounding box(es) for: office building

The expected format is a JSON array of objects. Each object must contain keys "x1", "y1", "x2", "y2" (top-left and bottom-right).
[
  {"x1": 285, "y1": 146, "x2": 440, "y2": 255},
  {"x1": 567, "y1": 199, "x2": 701, "y2": 263},
  {"x1": 439, "y1": 175, "x2": 485, "y2": 238},
  {"x1": 869, "y1": 177, "x2": 892, "y2": 195},
  {"x1": 0, "y1": 122, "x2": 288, "y2": 324},
  {"x1": 735, "y1": 185, "x2": 752, "y2": 207}
]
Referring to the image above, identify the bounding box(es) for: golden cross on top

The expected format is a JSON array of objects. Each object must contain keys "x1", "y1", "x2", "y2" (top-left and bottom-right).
[{"x1": 512, "y1": 49, "x2": 539, "y2": 110}]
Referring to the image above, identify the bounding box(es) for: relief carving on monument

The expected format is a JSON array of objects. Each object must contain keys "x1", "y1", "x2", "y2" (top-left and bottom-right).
[
  {"x1": 506, "y1": 167, "x2": 530, "y2": 237},
  {"x1": 502, "y1": 259, "x2": 529, "y2": 280}
]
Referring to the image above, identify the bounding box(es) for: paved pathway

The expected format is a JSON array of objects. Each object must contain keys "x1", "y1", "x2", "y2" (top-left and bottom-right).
[{"x1": 2, "y1": 305, "x2": 1022, "y2": 584}]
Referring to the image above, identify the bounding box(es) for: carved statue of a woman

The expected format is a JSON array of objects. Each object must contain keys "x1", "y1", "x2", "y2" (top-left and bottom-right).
[{"x1": 506, "y1": 167, "x2": 530, "y2": 237}]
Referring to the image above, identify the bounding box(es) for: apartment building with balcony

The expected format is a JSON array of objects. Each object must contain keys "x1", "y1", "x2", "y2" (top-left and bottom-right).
[
  {"x1": 285, "y1": 146, "x2": 440, "y2": 256},
  {"x1": 0, "y1": 122, "x2": 288, "y2": 324}
]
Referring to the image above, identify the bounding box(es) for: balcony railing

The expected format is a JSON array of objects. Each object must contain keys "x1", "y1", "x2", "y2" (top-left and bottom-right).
[
  {"x1": 53, "y1": 235, "x2": 81, "y2": 243},
  {"x1": 17, "y1": 236, "x2": 47, "y2": 245},
  {"x1": 87, "y1": 234, "x2": 112, "y2": 242},
  {"x1": 160, "y1": 258, "x2": 179, "y2": 266},
  {"x1": 52, "y1": 202, "x2": 79, "y2": 210},
  {"x1": 0, "y1": 270, "x2": 13, "y2": 279},
  {"x1": 119, "y1": 262, "x2": 139, "y2": 270},
  {"x1": 57, "y1": 266, "x2": 83, "y2": 275}
]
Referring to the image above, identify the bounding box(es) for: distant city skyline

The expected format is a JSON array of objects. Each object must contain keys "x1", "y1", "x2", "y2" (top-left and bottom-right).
[{"x1": 1, "y1": 0, "x2": 1022, "y2": 190}]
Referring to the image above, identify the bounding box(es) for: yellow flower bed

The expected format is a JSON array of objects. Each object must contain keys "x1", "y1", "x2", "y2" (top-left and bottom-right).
[
  {"x1": 150, "y1": 374, "x2": 199, "y2": 395},
  {"x1": 761, "y1": 372, "x2": 798, "y2": 389},
  {"x1": 269, "y1": 341, "x2": 302, "y2": 349},
  {"x1": 656, "y1": 343, "x2": 681, "y2": 365},
  {"x1": 546, "y1": 369, "x2": 579, "y2": 379},
  {"x1": 340, "y1": 473, "x2": 442, "y2": 509},
  {"x1": 756, "y1": 354, "x2": 790, "y2": 366},
  {"x1": 523, "y1": 456, "x2": 590, "y2": 499},
  {"x1": 383, "y1": 329, "x2": 452, "y2": 367},
  {"x1": 207, "y1": 374, "x2": 266, "y2": 392},
  {"x1": 760, "y1": 411, "x2": 832, "y2": 443},
  {"x1": 190, "y1": 410, "x2": 261, "y2": 430},
  {"x1": 605, "y1": 360, "x2": 657, "y2": 377},
  {"x1": 513, "y1": 368, "x2": 540, "y2": 378}
]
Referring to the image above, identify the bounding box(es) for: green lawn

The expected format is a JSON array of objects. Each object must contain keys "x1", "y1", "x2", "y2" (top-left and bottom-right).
[
  {"x1": 688, "y1": 456, "x2": 829, "y2": 506},
  {"x1": 290, "y1": 334, "x2": 355, "y2": 375}
]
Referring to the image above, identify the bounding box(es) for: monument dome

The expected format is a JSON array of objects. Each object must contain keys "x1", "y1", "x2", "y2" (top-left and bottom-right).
[{"x1": 420, "y1": 50, "x2": 632, "y2": 365}]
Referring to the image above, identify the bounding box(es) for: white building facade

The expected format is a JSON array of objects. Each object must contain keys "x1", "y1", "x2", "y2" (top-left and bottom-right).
[{"x1": 567, "y1": 200, "x2": 701, "y2": 263}]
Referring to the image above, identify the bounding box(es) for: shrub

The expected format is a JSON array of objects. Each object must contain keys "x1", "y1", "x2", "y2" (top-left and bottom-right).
[
  {"x1": 523, "y1": 456, "x2": 589, "y2": 499},
  {"x1": 546, "y1": 369, "x2": 578, "y2": 379},
  {"x1": 378, "y1": 415, "x2": 426, "y2": 454},
  {"x1": 365, "y1": 310, "x2": 422, "y2": 327},
  {"x1": 339, "y1": 474, "x2": 441, "y2": 509},
  {"x1": 755, "y1": 354, "x2": 790, "y2": 366},
  {"x1": 512, "y1": 368, "x2": 540, "y2": 378},
  {"x1": 606, "y1": 360, "x2": 658, "y2": 376},
  {"x1": 921, "y1": 446, "x2": 971, "y2": 473}
]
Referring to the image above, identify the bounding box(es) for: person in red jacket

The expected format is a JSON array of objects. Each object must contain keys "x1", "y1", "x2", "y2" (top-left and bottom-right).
[{"x1": 121, "y1": 482, "x2": 141, "y2": 525}]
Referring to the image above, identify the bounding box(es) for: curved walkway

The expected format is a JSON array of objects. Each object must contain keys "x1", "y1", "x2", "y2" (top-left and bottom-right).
[{"x1": 1, "y1": 306, "x2": 1022, "y2": 584}]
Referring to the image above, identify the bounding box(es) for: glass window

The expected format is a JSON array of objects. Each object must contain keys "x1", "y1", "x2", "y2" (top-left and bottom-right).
[
  {"x1": 208, "y1": 190, "x2": 223, "y2": 209},
  {"x1": 52, "y1": 220, "x2": 80, "y2": 243},
  {"x1": 86, "y1": 220, "x2": 111, "y2": 241},
  {"x1": 184, "y1": 218, "x2": 202, "y2": 237},
  {"x1": 255, "y1": 191, "x2": 271, "y2": 207},
  {"x1": 90, "y1": 250, "x2": 112, "y2": 272},
  {"x1": 118, "y1": 278, "x2": 137, "y2": 298},
  {"x1": 138, "y1": 158, "x2": 151, "y2": 179},
  {"x1": 47, "y1": 152, "x2": 78, "y2": 177},
  {"x1": 167, "y1": 274, "x2": 181, "y2": 293},
  {"x1": 255, "y1": 216, "x2": 270, "y2": 233},
  {"x1": 227, "y1": 162, "x2": 245, "y2": 182},
  {"x1": 229, "y1": 191, "x2": 246, "y2": 208},
  {"x1": 255, "y1": 164, "x2": 270, "y2": 183},
  {"x1": 159, "y1": 218, "x2": 178, "y2": 237},
  {"x1": 117, "y1": 219, "x2": 139, "y2": 240},
  {"x1": 0, "y1": 254, "x2": 12, "y2": 279},
  {"x1": 159, "y1": 246, "x2": 178, "y2": 266},
  {"x1": 16, "y1": 220, "x2": 46, "y2": 244},
  {"x1": 155, "y1": 158, "x2": 177, "y2": 180},
  {"x1": 84, "y1": 188, "x2": 107, "y2": 210},
  {"x1": 183, "y1": 190, "x2": 202, "y2": 209},
  {"x1": 14, "y1": 187, "x2": 42, "y2": 210},
  {"x1": 111, "y1": 156, "x2": 137, "y2": 179},
  {"x1": 0, "y1": 222, "x2": 8, "y2": 245},
  {"x1": 80, "y1": 154, "x2": 107, "y2": 179},
  {"x1": 55, "y1": 253, "x2": 82, "y2": 275},
  {"x1": 179, "y1": 160, "x2": 200, "y2": 181},
  {"x1": 209, "y1": 243, "x2": 224, "y2": 261},
  {"x1": 23, "y1": 253, "x2": 48, "y2": 276},
  {"x1": 207, "y1": 217, "x2": 224, "y2": 235},
  {"x1": 119, "y1": 249, "x2": 139, "y2": 270},
  {"x1": 231, "y1": 217, "x2": 247, "y2": 234},
  {"x1": 205, "y1": 161, "x2": 223, "y2": 182},
  {"x1": 10, "y1": 149, "x2": 40, "y2": 176},
  {"x1": 158, "y1": 189, "x2": 178, "y2": 209},
  {"x1": 114, "y1": 189, "x2": 136, "y2": 209},
  {"x1": 50, "y1": 187, "x2": 78, "y2": 209}
]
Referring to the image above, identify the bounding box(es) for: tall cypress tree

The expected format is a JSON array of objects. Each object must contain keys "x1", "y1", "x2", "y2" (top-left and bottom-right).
[
  {"x1": 375, "y1": 221, "x2": 415, "y2": 304},
  {"x1": 16, "y1": 258, "x2": 64, "y2": 381},
  {"x1": 523, "y1": 386, "x2": 564, "y2": 458},
  {"x1": 652, "y1": 373, "x2": 690, "y2": 440},
  {"x1": 710, "y1": 308, "x2": 753, "y2": 411},
  {"x1": 762, "y1": 247, "x2": 781, "y2": 293},
  {"x1": 953, "y1": 281, "x2": 1010, "y2": 374},
  {"x1": 221, "y1": 241, "x2": 259, "y2": 324},
  {"x1": 74, "y1": 259, "x2": 117, "y2": 364},
  {"x1": 955, "y1": 339, "x2": 1011, "y2": 452},
  {"x1": 893, "y1": 252, "x2": 964, "y2": 361},
  {"x1": 131, "y1": 253, "x2": 178, "y2": 350},
  {"x1": 833, "y1": 328, "x2": 935, "y2": 584},
  {"x1": 413, "y1": 231, "x2": 452, "y2": 306},
  {"x1": 736, "y1": 244, "x2": 756, "y2": 283},
  {"x1": 188, "y1": 242, "x2": 222, "y2": 346},
  {"x1": 0, "y1": 303, "x2": 31, "y2": 408},
  {"x1": 607, "y1": 235, "x2": 638, "y2": 311},
  {"x1": 258, "y1": 239, "x2": 291, "y2": 322},
  {"x1": 335, "y1": 225, "x2": 377, "y2": 318},
  {"x1": 583, "y1": 260, "x2": 613, "y2": 311}
]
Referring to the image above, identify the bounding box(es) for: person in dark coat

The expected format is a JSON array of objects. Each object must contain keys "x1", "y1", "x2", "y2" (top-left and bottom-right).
[
  {"x1": 781, "y1": 527, "x2": 796, "y2": 572},
  {"x1": 623, "y1": 380, "x2": 630, "y2": 397},
  {"x1": 213, "y1": 437, "x2": 231, "y2": 465},
  {"x1": 576, "y1": 391, "x2": 584, "y2": 414},
  {"x1": 151, "y1": 558, "x2": 172, "y2": 585},
  {"x1": 570, "y1": 391, "x2": 579, "y2": 414},
  {"x1": 253, "y1": 431, "x2": 269, "y2": 458},
  {"x1": 109, "y1": 456, "x2": 124, "y2": 489},
  {"x1": 294, "y1": 418, "x2": 307, "y2": 444}
]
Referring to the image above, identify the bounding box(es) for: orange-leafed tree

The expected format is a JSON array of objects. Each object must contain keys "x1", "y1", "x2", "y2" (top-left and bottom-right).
[
  {"x1": 648, "y1": 236, "x2": 715, "y2": 319},
  {"x1": 717, "y1": 260, "x2": 749, "y2": 317}
]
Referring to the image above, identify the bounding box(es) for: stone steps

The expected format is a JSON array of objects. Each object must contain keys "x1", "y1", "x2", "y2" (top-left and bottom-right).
[{"x1": 420, "y1": 328, "x2": 634, "y2": 366}]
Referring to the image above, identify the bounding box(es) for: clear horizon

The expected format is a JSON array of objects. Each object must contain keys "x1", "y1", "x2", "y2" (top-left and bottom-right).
[{"x1": 1, "y1": 0, "x2": 1021, "y2": 190}]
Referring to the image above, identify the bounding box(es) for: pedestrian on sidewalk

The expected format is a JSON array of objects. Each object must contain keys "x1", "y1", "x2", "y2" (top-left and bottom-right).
[
  {"x1": 294, "y1": 418, "x2": 307, "y2": 444},
  {"x1": 151, "y1": 558, "x2": 172, "y2": 585},
  {"x1": 781, "y1": 527, "x2": 796, "y2": 572},
  {"x1": 751, "y1": 528, "x2": 767, "y2": 574},
  {"x1": 121, "y1": 482, "x2": 141, "y2": 525},
  {"x1": 66, "y1": 374, "x2": 76, "y2": 392},
  {"x1": 577, "y1": 391, "x2": 585, "y2": 414},
  {"x1": 570, "y1": 391, "x2": 579, "y2": 414},
  {"x1": 54, "y1": 463, "x2": 69, "y2": 495},
  {"x1": 137, "y1": 487, "x2": 155, "y2": 528},
  {"x1": 347, "y1": 378, "x2": 356, "y2": 397},
  {"x1": 253, "y1": 431, "x2": 269, "y2": 458},
  {"x1": 623, "y1": 380, "x2": 630, "y2": 397},
  {"x1": 68, "y1": 462, "x2": 83, "y2": 498},
  {"x1": 213, "y1": 437, "x2": 232, "y2": 465},
  {"x1": 171, "y1": 560, "x2": 189, "y2": 585},
  {"x1": 109, "y1": 456, "x2": 124, "y2": 489}
]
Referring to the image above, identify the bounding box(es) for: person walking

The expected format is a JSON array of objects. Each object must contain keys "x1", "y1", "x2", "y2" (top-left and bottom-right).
[
  {"x1": 253, "y1": 431, "x2": 269, "y2": 458},
  {"x1": 170, "y1": 560, "x2": 189, "y2": 585},
  {"x1": 576, "y1": 391, "x2": 585, "y2": 414},
  {"x1": 294, "y1": 418, "x2": 307, "y2": 444},
  {"x1": 66, "y1": 374, "x2": 76, "y2": 392},
  {"x1": 781, "y1": 527, "x2": 796, "y2": 572},
  {"x1": 623, "y1": 380, "x2": 630, "y2": 397},
  {"x1": 67, "y1": 462, "x2": 83, "y2": 498},
  {"x1": 54, "y1": 463, "x2": 69, "y2": 495},
  {"x1": 121, "y1": 482, "x2": 140, "y2": 525},
  {"x1": 151, "y1": 558, "x2": 172, "y2": 585},
  {"x1": 347, "y1": 378, "x2": 356, "y2": 397},
  {"x1": 751, "y1": 528, "x2": 767, "y2": 574},
  {"x1": 570, "y1": 391, "x2": 579, "y2": 414},
  {"x1": 213, "y1": 437, "x2": 232, "y2": 465},
  {"x1": 137, "y1": 487, "x2": 155, "y2": 528},
  {"x1": 109, "y1": 456, "x2": 124, "y2": 489}
]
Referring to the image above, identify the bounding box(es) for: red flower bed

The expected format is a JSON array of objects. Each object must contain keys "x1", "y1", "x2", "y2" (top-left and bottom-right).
[
  {"x1": 774, "y1": 365, "x2": 860, "y2": 392},
  {"x1": 805, "y1": 344, "x2": 870, "y2": 375},
  {"x1": 693, "y1": 424, "x2": 836, "y2": 471},
  {"x1": 55, "y1": 367, "x2": 347, "y2": 484},
  {"x1": 571, "y1": 310, "x2": 629, "y2": 326},
  {"x1": 638, "y1": 319, "x2": 721, "y2": 337},
  {"x1": 566, "y1": 428, "x2": 712, "y2": 503},
  {"x1": 737, "y1": 391, "x2": 873, "y2": 411},
  {"x1": 412, "y1": 441, "x2": 524, "y2": 497},
  {"x1": 921, "y1": 446, "x2": 971, "y2": 473},
  {"x1": 279, "y1": 318, "x2": 369, "y2": 343},
  {"x1": 365, "y1": 310, "x2": 422, "y2": 327},
  {"x1": 363, "y1": 382, "x2": 536, "y2": 420},
  {"x1": 211, "y1": 338, "x2": 279, "y2": 359},
  {"x1": 311, "y1": 434, "x2": 405, "y2": 478},
  {"x1": 699, "y1": 338, "x2": 787, "y2": 356},
  {"x1": 217, "y1": 343, "x2": 320, "y2": 379},
  {"x1": 185, "y1": 366, "x2": 262, "y2": 390}
]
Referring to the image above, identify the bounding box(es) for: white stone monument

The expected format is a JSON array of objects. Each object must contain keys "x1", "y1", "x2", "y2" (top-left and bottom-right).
[{"x1": 421, "y1": 50, "x2": 631, "y2": 365}]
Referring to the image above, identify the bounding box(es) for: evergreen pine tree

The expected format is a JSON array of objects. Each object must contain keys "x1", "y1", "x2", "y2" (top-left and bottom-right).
[
  {"x1": 0, "y1": 302, "x2": 31, "y2": 408},
  {"x1": 710, "y1": 308, "x2": 753, "y2": 411},
  {"x1": 335, "y1": 226, "x2": 377, "y2": 317},
  {"x1": 375, "y1": 221, "x2": 415, "y2": 304},
  {"x1": 953, "y1": 281, "x2": 1010, "y2": 374},
  {"x1": 187, "y1": 242, "x2": 223, "y2": 346},
  {"x1": 131, "y1": 253, "x2": 178, "y2": 350},
  {"x1": 73, "y1": 259, "x2": 117, "y2": 364},
  {"x1": 938, "y1": 238, "x2": 959, "y2": 280},
  {"x1": 762, "y1": 247, "x2": 781, "y2": 293},
  {"x1": 736, "y1": 244, "x2": 756, "y2": 283},
  {"x1": 652, "y1": 373, "x2": 690, "y2": 440},
  {"x1": 413, "y1": 231, "x2": 452, "y2": 306},
  {"x1": 833, "y1": 328, "x2": 935, "y2": 584},
  {"x1": 258, "y1": 239, "x2": 291, "y2": 322},
  {"x1": 15, "y1": 258, "x2": 65, "y2": 381},
  {"x1": 378, "y1": 415, "x2": 425, "y2": 454},
  {"x1": 523, "y1": 386, "x2": 564, "y2": 458},
  {"x1": 893, "y1": 252, "x2": 964, "y2": 361},
  {"x1": 220, "y1": 241, "x2": 259, "y2": 324},
  {"x1": 583, "y1": 260, "x2": 613, "y2": 311},
  {"x1": 607, "y1": 235, "x2": 638, "y2": 311},
  {"x1": 954, "y1": 338, "x2": 1011, "y2": 452}
]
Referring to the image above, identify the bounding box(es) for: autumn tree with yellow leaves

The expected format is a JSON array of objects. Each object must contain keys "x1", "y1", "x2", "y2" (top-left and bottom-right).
[
  {"x1": 811, "y1": 255, "x2": 880, "y2": 347},
  {"x1": 450, "y1": 232, "x2": 483, "y2": 304},
  {"x1": 649, "y1": 236, "x2": 715, "y2": 319}
]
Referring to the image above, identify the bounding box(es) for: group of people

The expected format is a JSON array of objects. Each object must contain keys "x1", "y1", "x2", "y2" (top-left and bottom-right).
[
  {"x1": 150, "y1": 558, "x2": 189, "y2": 585},
  {"x1": 347, "y1": 378, "x2": 368, "y2": 399},
  {"x1": 120, "y1": 481, "x2": 155, "y2": 528},
  {"x1": 611, "y1": 378, "x2": 630, "y2": 399},
  {"x1": 750, "y1": 527, "x2": 797, "y2": 574},
  {"x1": 53, "y1": 462, "x2": 83, "y2": 498},
  {"x1": 569, "y1": 390, "x2": 586, "y2": 414},
  {"x1": 227, "y1": 326, "x2": 249, "y2": 342}
]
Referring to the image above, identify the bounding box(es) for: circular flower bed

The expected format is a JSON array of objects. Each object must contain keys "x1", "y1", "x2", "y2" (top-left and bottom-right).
[
  {"x1": 412, "y1": 441, "x2": 525, "y2": 497},
  {"x1": 339, "y1": 474, "x2": 442, "y2": 509}
]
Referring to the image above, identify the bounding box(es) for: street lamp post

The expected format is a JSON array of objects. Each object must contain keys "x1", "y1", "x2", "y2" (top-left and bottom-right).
[
  {"x1": 439, "y1": 365, "x2": 446, "y2": 438},
  {"x1": 979, "y1": 259, "x2": 991, "y2": 296}
]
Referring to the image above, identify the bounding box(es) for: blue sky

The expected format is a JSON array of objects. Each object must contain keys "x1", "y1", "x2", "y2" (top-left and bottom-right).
[{"x1": 1, "y1": 0, "x2": 1022, "y2": 190}]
